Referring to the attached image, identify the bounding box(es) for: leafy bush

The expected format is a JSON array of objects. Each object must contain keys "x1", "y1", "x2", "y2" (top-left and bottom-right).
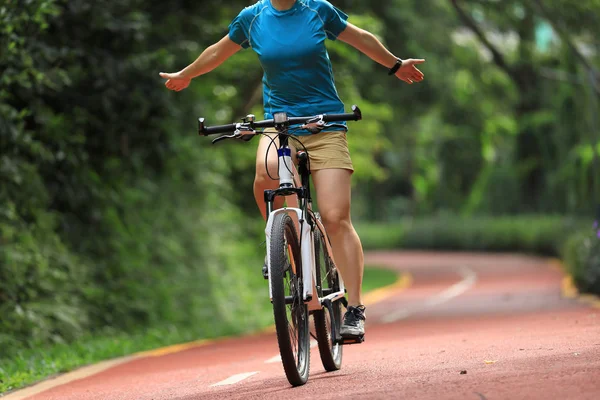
[
  {"x1": 0, "y1": 200, "x2": 88, "y2": 349},
  {"x1": 358, "y1": 215, "x2": 600, "y2": 296},
  {"x1": 0, "y1": 0, "x2": 270, "y2": 360},
  {"x1": 357, "y1": 215, "x2": 584, "y2": 256},
  {"x1": 563, "y1": 230, "x2": 600, "y2": 294},
  {"x1": 0, "y1": 0, "x2": 89, "y2": 351}
]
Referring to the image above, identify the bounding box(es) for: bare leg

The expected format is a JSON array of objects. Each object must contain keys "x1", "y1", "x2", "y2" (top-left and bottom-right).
[
  {"x1": 254, "y1": 134, "x2": 299, "y2": 220},
  {"x1": 311, "y1": 168, "x2": 364, "y2": 306}
]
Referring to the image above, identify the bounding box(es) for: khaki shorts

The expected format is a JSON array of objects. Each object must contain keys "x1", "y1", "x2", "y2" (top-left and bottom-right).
[{"x1": 265, "y1": 130, "x2": 354, "y2": 172}]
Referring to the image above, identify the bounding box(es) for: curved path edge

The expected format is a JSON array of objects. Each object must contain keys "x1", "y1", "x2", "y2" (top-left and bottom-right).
[
  {"x1": 5, "y1": 252, "x2": 600, "y2": 400},
  {"x1": 1, "y1": 268, "x2": 410, "y2": 400}
]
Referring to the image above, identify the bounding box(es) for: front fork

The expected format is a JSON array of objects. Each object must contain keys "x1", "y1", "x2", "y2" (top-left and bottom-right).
[
  {"x1": 264, "y1": 207, "x2": 318, "y2": 307},
  {"x1": 264, "y1": 141, "x2": 323, "y2": 311}
]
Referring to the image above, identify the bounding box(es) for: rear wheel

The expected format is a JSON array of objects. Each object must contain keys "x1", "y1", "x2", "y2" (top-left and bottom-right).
[
  {"x1": 313, "y1": 228, "x2": 343, "y2": 371},
  {"x1": 270, "y1": 213, "x2": 310, "y2": 386}
]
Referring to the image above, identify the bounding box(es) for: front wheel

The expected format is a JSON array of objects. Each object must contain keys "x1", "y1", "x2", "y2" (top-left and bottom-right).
[
  {"x1": 313, "y1": 228, "x2": 343, "y2": 371},
  {"x1": 269, "y1": 213, "x2": 310, "y2": 386}
]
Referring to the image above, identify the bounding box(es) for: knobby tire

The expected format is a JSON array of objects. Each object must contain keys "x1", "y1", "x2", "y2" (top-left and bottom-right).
[
  {"x1": 313, "y1": 228, "x2": 343, "y2": 371},
  {"x1": 270, "y1": 213, "x2": 310, "y2": 386}
]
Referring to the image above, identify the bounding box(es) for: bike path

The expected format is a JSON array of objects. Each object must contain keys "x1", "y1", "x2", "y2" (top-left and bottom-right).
[{"x1": 8, "y1": 252, "x2": 600, "y2": 400}]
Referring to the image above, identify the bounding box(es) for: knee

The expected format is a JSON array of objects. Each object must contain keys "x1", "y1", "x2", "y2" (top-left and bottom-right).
[
  {"x1": 320, "y1": 209, "x2": 351, "y2": 236},
  {"x1": 254, "y1": 158, "x2": 279, "y2": 188}
]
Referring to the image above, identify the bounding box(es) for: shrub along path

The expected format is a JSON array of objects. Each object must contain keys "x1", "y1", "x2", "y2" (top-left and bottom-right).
[{"x1": 6, "y1": 252, "x2": 600, "y2": 400}]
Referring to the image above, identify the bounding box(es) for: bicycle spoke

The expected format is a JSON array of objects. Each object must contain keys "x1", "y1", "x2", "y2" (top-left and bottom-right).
[
  {"x1": 283, "y1": 248, "x2": 301, "y2": 365},
  {"x1": 270, "y1": 213, "x2": 309, "y2": 386},
  {"x1": 313, "y1": 229, "x2": 343, "y2": 371}
]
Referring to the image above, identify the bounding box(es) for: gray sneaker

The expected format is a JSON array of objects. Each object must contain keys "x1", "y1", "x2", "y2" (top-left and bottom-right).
[{"x1": 340, "y1": 305, "x2": 365, "y2": 339}]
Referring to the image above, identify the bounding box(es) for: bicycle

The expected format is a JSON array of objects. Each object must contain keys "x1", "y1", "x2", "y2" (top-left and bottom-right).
[{"x1": 197, "y1": 105, "x2": 363, "y2": 386}]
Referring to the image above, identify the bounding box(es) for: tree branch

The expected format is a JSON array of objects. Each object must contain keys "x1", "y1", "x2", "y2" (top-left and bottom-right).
[
  {"x1": 449, "y1": 0, "x2": 515, "y2": 81},
  {"x1": 531, "y1": 0, "x2": 599, "y2": 93}
]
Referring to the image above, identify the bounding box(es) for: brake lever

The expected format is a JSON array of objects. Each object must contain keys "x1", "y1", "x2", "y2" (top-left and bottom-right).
[
  {"x1": 300, "y1": 121, "x2": 347, "y2": 134},
  {"x1": 325, "y1": 123, "x2": 348, "y2": 131},
  {"x1": 212, "y1": 129, "x2": 257, "y2": 144},
  {"x1": 212, "y1": 134, "x2": 235, "y2": 144}
]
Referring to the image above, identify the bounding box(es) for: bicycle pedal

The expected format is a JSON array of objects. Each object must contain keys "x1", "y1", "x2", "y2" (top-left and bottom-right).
[{"x1": 335, "y1": 335, "x2": 364, "y2": 345}]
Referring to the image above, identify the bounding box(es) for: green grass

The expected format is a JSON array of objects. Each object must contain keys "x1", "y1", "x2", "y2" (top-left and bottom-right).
[
  {"x1": 0, "y1": 321, "x2": 269, "y2": 395},
  {"x1": 0, "y1": 265, "x2": 396, "y2": 395},
  {"x1": 362, "y1": 265, "x2": 399, "y2": 293}
]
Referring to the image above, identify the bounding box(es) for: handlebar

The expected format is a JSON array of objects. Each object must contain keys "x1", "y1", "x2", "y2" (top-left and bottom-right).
[{"x1": 198, "y1": 105, "x2": 362, "y2": 136}]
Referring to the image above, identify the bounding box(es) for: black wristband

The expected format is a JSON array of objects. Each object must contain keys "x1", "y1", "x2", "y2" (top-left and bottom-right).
[{"x1": 388, "y1": 58, "x2": 403, "y2": 76}]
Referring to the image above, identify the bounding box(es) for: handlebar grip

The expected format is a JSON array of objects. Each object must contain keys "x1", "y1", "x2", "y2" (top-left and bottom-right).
[
  {"x1": 322, "y1": 113, "x2": 356, "y2": 122},
  {"x1": 198, "y1": 118, "x2": 237, "y2": 136},
  {"x1": 322, "y1": 105, "x2": 362, "y2": 122}
]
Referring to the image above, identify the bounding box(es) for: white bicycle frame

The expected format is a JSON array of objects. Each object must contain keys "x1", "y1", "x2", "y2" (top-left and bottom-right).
[{"x1": 264, "y1": 146, "x2": 346, "y2": 312}]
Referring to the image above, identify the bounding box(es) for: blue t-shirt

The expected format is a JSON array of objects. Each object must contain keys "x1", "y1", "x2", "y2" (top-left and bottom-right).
[{"x1": 228, "y1": 0, "x2": 349, "y2": 134}]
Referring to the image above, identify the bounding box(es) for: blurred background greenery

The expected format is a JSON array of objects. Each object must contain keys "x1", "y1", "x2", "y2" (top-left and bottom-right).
[{"x1": 1, "y1": 0, "x2": 599, "y2": 390}]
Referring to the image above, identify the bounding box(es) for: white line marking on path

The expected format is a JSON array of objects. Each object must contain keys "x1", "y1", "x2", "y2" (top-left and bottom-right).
[
  {"x1": 210, "y1": 371, "x2": 259, "y2": 387},
  {"x1": 264, "y1": 354, "x2": 281, "y2": 364},
  {"x1": 382, "y1": 266, "x2": 477, "y2": 323},
  {"x1": 264, "y1": 340, "x2": 318, "y2": 364}
]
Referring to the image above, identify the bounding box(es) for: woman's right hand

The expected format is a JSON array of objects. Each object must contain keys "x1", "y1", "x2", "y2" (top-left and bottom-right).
[{"x1": 159, "y1": 71, "x2": 191, "y2": 91}]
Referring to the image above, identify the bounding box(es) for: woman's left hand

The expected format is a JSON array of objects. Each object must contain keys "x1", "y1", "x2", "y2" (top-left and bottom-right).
[{"x1": 395, "y1": 59, "x2": 425, "y2": 84}]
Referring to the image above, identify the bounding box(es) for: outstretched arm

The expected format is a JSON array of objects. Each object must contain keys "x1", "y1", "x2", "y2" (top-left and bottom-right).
[
  {"x1": 337, "y1": 23, "x2": 425, "y2": 85},
  {"x1": 159, "y1": 35, "x2": 241, "y2": 91}
]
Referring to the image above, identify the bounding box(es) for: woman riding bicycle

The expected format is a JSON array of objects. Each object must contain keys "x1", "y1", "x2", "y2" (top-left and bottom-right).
[{"x1": 160, "y1": 0, "x2": 425, "y2": 341}]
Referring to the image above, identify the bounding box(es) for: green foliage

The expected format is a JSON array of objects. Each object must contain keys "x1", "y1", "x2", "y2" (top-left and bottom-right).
[
  {"x1": 348, "y1": 0, "x2": 599, "y2": 218},
  {"x1": 1, "y1": 0, "x2": 269, "y2": 360},
  {"x1": 359, "y1": 215, "x2": 600, "y2": 297},
  {"x1": 0, "y1": 200, "x2": 88, "y2": 349},
  {"x1": 0, "y1": 263, "x2": 392, "y2": 393},
  {"x1": 0, "y1": 0, "x2": 89, "y2": 352},
  {"x1": 357, "y1": 215, "x2": 585, "y2": 256},
  {"x1": 0, "y1": 322, "x2": 256, "y2": 393},
  {"x1": 563, "y1": 230, "x2": 600, "y2": 294},
  {"x1": 2, "y1": 0, "x2": 600, "y2": 390}
]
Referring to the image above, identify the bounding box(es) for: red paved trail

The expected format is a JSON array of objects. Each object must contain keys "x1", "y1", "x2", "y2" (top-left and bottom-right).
[{"x1": 14, "y1": 252, "x2": 600, "y2": 399}]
